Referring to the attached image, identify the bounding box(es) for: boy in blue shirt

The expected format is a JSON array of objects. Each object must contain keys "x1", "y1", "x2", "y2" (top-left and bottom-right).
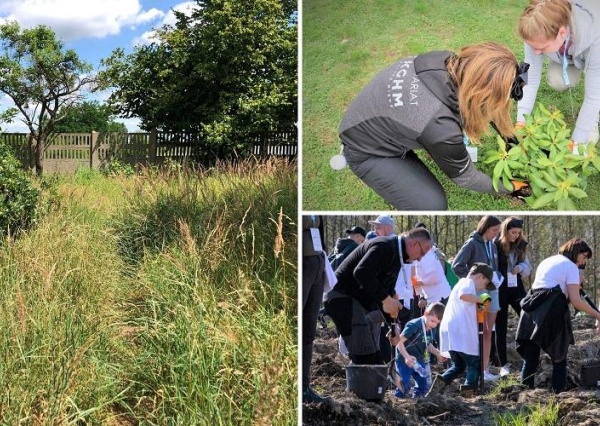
[{"x1": 389, "y1": 302, "x2": 447, "y2": 398}]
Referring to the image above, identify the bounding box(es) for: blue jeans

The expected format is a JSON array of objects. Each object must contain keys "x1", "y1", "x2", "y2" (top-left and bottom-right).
[
  {"x1": 395, "y1": 356, "x2": 430, "y2": 398},
  {"x1": 442, "y1": 350, "x2": 480, "y2": 387}
]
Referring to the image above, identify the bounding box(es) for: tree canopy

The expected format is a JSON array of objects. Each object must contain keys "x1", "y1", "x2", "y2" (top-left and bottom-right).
[
  {"x1": 0, "y1": 21, "x2": 96, "y2": 174},
  {"x1": 51, "y1": 101, "x2": 127, "y2": 133},
  {"x1": 99, "y1": 0, "x2": 297, "y2": 150}
]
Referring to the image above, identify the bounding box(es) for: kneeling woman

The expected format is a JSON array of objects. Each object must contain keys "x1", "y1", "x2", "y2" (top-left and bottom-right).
[
  {"x1": 516, "y1": 238, "x2": 600, "y2": 393},
  {"x1": 338, "y1": 42, "x2": 528, "y2": 210}
]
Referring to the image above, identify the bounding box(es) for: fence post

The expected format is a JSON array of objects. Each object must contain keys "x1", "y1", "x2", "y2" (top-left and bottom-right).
[
  {"x1": 90, "y1": 131, "x2": 99, "y2": 169},
  {"x1": 149, "y1": 128, "x2": 157, "y2": 165}
]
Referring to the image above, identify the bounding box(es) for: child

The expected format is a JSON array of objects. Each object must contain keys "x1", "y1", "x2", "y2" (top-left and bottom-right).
[
  {"x1": 427, "y1": 263, "x2": 495, "y2": 396},
  {"x1": 390, "y1": 302, "x2": 447, "y2": 398}
]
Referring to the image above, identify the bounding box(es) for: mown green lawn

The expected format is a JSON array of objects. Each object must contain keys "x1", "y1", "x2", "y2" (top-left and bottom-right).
[{"x1": 303, "y1": 0, "x2": 597, "y2": 211}]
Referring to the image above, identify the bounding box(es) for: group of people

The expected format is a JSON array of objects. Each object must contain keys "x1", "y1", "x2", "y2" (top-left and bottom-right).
[
  {"x1": 337, "y1": 0, "x2": 600, "y2": 210},
  {"x1": 302, "y1": 214, "x2": 600, "y2": 404}
]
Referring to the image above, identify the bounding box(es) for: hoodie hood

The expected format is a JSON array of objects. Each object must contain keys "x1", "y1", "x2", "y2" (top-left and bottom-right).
[
  {"x1": 468, "y1": 231, "x2": 485, "y2": 244},
  {"x1": 414, "y1": 50, "x2": 459, "y2": 116},
  {"x1": 334, "y1": 238, "x2": 357, "y2": 253}
]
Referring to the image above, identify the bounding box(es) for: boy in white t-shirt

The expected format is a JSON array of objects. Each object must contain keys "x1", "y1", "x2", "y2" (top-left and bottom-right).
[{"x1": 427, "y1": 263, "x2": 496, "y2": 396}]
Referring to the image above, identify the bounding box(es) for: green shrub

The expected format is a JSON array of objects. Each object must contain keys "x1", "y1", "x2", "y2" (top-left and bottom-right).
[
  {"x1": 483, "y1": 104, "x2": 600, "y2": 210},
  {"x1": 100, "y1": 159, "x2": 136, "y2": 177},
  {"x1": 0, "y1": 141, "x2": 40, "y2": 236}
]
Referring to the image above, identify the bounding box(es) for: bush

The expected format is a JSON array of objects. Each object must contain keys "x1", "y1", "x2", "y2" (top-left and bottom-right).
[
  {"x1": 483, "y1": 104, "x2": 600, "y2": 210},
  {"x1": 0, "y1": 141, "x2": 40, "y2": 236}
]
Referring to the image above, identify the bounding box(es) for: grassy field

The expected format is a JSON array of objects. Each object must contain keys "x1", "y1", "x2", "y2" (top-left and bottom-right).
[
  {"x1": 0, "y1": 159, "x2": 297, "y2": 425},
  {"x1": 303, "y1": 0, "x2": 600, "y2": 211}
]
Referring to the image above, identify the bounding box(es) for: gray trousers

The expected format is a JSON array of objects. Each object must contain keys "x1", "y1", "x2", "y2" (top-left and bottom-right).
[
  {"x1": 344, "y1": 145, "x2": 448, "y2": 210},
  {"x1": 324, "y1": 289, "x2": 384, "y2": 360}
]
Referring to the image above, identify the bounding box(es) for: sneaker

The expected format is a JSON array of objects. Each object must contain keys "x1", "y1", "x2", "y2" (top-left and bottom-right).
[
  {"x1": 425, "y1": 374, "x2": 448, "y2": 397},
  {"x1": 500, "y1": 363, "x2": 511, "y2": 377},
  {"x1": 302, "y1": 386, "x2": 327, "y2": 404},
  {"x1": 483, "y1": 370, "x2": 499, "y2": 382}
]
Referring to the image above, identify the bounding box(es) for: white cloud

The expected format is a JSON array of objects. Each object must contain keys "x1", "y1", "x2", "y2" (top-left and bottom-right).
[
  {"x1": 162, "y1": 1, "x2": 196, "y2": 27},
  {"x1": 0, "y1": 0, "x2": 165, "y2": 41},
  {"x1": 133, "y1": 1, "x2": 196, "y2": 46}
]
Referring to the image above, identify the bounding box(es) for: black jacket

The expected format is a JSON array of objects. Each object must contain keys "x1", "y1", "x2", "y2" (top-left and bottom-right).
[
  {"x1": 333, "y1": 236, "x2": 402, "y2": 312},
  {"x1": 495, "y1": 238, "x2": 528, "y2": 292},
  {"x1": 515, "y1": 286, "x2": 574, "y2": 362}
]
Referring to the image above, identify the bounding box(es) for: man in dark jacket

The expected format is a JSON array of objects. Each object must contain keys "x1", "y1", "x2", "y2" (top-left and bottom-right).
[{"x1": 323, "y1": 227, "x2": 433, "y2": 365}]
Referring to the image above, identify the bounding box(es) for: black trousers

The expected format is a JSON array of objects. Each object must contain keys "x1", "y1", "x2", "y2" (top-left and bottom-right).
[
  {"x1": 302, "y1": 254, "x2": 325, "y2": 388},
  {"x1": 495, "y1": 285, "x2": 526, "y2": 365},
  {"x1": 519, "y1": 340, "x2": 567, "y2": 393}
]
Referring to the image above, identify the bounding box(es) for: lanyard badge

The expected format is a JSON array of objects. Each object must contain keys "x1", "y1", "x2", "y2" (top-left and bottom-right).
[{"x1": 561, "y1": 33, "x2": 571, "y2": 87}]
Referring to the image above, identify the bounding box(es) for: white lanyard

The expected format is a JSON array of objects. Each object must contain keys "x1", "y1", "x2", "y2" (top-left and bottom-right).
[
  {"x1": 561, "y1": 32, "x2": 571, "y2": 87},
  {"x1": 420, "y1": 317, "x2": 430, "y2": 362},
  {"x1": 484, "y1": 241, "x2": 494, "y2": 269}
]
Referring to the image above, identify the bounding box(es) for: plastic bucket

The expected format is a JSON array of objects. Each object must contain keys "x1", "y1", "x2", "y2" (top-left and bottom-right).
[{"x1": 345, "y1": 364, "x2": 388, "y2": 401}]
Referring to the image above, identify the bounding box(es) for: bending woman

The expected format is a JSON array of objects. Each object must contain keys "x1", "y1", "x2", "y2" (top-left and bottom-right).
[
  {"x1": 517, "y1": 0, "x2": 600, "y2": 150},
  {"x1": 516, "y1": 238, "x2": 600, "y2": 393},
  {"x1": 338, "y1": 42, "x2": 528, "y2": 210}
]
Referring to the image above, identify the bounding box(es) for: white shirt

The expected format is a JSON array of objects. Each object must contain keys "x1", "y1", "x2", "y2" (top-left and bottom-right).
[
  {"x1": 394, "y1": 237, "x2": 414, "y2": 305},
  {"x1": 439, "y1": 277, "x2": 478, "y2": 356},
  {"x1": 415, "y1": 247, "x2": 451, "y2": 303},
  {"x1": 531, "y1": 254, "x2": 580, "y2": 296}
]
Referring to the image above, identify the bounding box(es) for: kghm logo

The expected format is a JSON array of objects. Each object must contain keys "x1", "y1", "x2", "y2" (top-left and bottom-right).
[{"x1": 387, "y1": 58, "x2": 420, "y2": 107}]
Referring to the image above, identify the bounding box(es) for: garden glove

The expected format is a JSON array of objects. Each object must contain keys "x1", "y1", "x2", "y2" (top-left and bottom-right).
[
  {"x1": 510, "y1": 180, "x2": 531, "y2": 199},
  {"x1": 477, "y1": 293, "x2": 492, "y2": 312}
]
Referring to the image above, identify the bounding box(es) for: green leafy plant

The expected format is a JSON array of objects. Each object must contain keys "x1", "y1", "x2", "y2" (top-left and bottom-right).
[
  {"x1": 484, "y1": 104, "x2": 600, "y2": 210},
  {"x1": 0, "y1": 141, "x2": 40, "y2": 236}
]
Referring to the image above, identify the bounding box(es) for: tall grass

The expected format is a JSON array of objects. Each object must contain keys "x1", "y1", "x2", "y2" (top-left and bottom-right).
[
  {"x1": 0, "y1": 185, "x2": 130, "y2": 424},
  {"x1": 0, "y1": 158, "x2": 297, "y2": 425},
  {"x1": 115, "y1": 159, "x2": 297, "y2": 424}
]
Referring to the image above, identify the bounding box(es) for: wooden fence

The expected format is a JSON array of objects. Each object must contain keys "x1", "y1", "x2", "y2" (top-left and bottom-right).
[{"x1": 1, "y1": 128, "x2": 297, "y2": 173}]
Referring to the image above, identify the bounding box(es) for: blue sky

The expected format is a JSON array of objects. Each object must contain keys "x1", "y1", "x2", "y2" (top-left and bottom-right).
[{"x1": 0, "y1": 0, "x2": 197, "y2": 132}]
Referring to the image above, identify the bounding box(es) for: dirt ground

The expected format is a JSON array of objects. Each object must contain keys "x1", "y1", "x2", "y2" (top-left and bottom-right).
[{"x1": 302, "y1": 313, "x2": 600, "y2": 425}]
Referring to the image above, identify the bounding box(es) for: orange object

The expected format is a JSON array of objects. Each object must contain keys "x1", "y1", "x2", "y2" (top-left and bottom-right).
[
  {"x1": 476, "y1": 300, "x2": 490, "y2": 324},
  {"x1": 411, "y1": 275, "x2": 419, "y2": 288},
  {"x1": 512, "y1": 181, "x2": 528, "y2": 191},
  {"x1": 568, "y1": 140, "x2": 575, "y2": 151}
]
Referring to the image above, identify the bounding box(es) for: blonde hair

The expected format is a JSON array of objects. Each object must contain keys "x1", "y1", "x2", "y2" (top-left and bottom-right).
[
  {"x1": 446, "y1": 42, "x2": 517, "y2": 141},
  {"x1": 518, "y1": 0, "x2": 571, "y2": 41}
]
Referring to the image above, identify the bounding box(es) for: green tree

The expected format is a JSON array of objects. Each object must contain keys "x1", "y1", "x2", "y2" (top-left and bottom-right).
[
  {"x1": 0, "y1": 22, "x2": 96, "y2": 174},
  {"x1": 99, "y1": 0, "x2": 297, "y2": 152},
  {"x1": 51, "y1": 101, "x2": 127, "y2": 133}
]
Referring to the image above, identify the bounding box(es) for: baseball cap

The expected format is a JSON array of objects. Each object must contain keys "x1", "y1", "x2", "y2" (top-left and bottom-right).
[
  {"x1": 345, "y1": 226, "x2": 366, "y2": 237},
  {"x1": 368, "y1": 215, "x2": 395, "y2": 227},
  {"x1": 469, "y1": 263, "x2": 495, "y2": 290}
]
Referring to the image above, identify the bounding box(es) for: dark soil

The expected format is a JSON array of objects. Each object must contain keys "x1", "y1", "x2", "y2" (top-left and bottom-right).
[{"x1": 303, "y1": 313, "x2": 600, "y2": 425}]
